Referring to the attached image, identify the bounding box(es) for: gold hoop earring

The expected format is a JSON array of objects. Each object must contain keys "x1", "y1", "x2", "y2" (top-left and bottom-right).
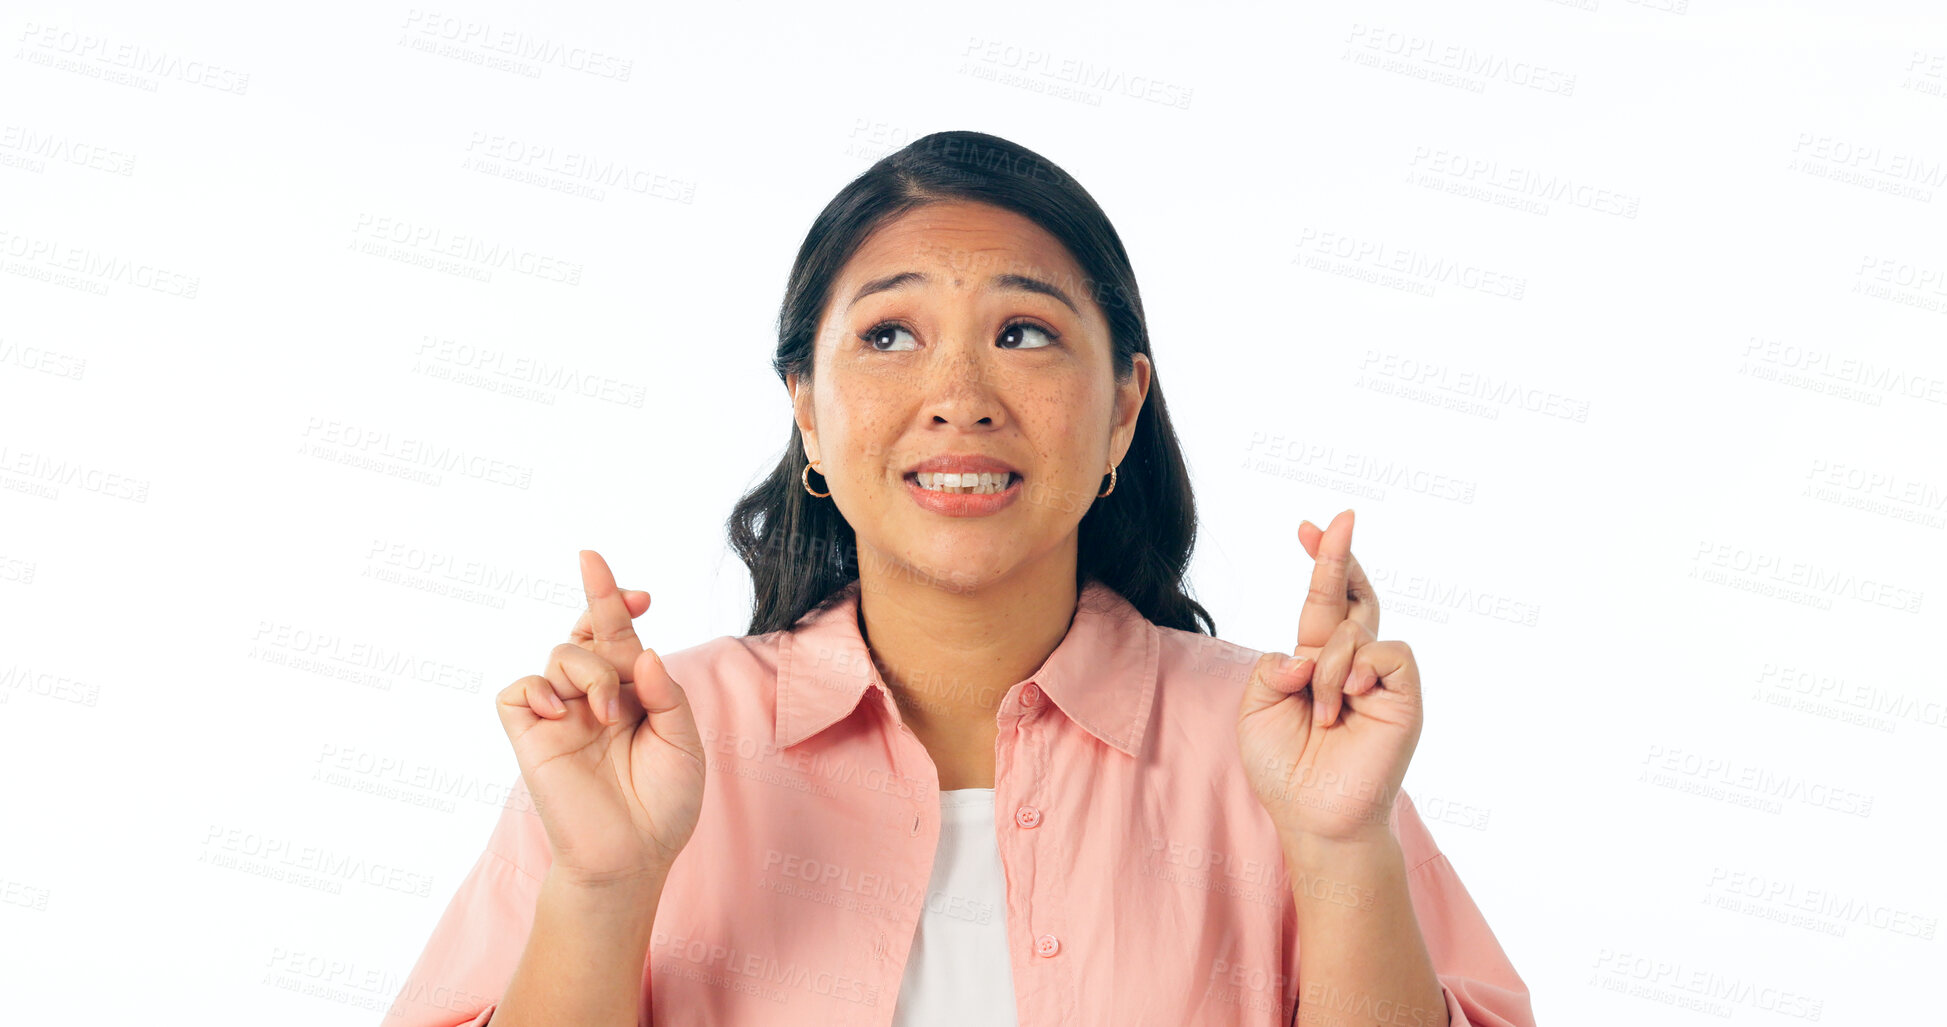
[
  {"x1": 1097, "y1": 463, "x2": 1118, "y2": 498},
  {"x1": 802, "y1": 460, "x2": 830, "y2": 498}
]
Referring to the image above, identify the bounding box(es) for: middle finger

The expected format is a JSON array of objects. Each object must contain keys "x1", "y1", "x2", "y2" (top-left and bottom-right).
[
  {"x1": 579, "y1": 551, "x2": 642, "y2": 654},
  {"x1": 1297, "y1": 509, "x2": 1355, "y2": 650},
  {"x1": 1300, "y1": 520, "x2": 1380, "y2": 640}
]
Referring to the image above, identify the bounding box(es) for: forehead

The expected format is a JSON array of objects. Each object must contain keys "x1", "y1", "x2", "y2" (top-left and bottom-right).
[{"x1": 837, "y1": 200, "x2": 1086, "y2": 292}]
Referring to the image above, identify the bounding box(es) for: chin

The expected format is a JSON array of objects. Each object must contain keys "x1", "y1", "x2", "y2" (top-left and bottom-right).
[{"x1": 889, "y1": 547, "x2": 1015, "y2": 595}]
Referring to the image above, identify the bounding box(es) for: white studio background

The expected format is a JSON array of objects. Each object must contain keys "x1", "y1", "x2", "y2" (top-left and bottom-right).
[{"x1": 2, "y1": 1, "x2": 1941, "y2": 1023}]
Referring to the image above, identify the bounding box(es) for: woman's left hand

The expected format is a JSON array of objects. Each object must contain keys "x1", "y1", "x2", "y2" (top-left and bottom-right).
[{"x1": 1238, "y1": 509, "x2": 1424, "y2": 847}]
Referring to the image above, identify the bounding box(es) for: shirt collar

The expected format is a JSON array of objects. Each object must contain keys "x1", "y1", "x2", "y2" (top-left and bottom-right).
[{"x1": 776, "y1": 578, "x2": 1161, "y2": 758}]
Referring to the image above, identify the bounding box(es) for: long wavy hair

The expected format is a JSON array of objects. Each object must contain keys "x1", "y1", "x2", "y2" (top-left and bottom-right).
[{"x1": 726, "y1": 130, "x2": 1215, "y2": 638}]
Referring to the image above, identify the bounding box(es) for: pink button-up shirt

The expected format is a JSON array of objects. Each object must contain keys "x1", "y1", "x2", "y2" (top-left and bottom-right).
[{"x1": 385, "y1": 579, "x2": 1534, "y2": 1026}]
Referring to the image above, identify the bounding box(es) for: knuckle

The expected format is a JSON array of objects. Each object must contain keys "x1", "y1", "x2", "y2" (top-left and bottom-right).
[
  {"x1": 545, "y1": 643, "x2": 616, "y2": 686},
  {"x1": 500, "y1": 675, "x2": 544, "y2": 703},
  {"x1": 552, "y1": 641, "x2": 600, "y2": 668}
]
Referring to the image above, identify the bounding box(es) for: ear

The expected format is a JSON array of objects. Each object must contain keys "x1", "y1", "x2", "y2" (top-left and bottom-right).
[
  {"x1": 787, "y1": 372, "x2": 819, "y2": 462},
  {"x1": 1109, "y1": 353, "x2": 1151, "y2": 466}
]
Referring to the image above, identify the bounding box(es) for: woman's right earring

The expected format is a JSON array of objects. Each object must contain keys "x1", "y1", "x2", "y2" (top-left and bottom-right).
[{"x1": 802, "y1": 460, "x2": 830, "y2": 498}]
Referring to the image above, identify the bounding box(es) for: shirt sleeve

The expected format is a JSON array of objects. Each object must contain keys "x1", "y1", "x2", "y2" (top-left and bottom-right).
[
  {"x1": 383, "y1": 774, "x2": 553, "y2": 1027},
  {"x1": 1390, "y1": 787, "x2": 1536, "y2": 1027}
]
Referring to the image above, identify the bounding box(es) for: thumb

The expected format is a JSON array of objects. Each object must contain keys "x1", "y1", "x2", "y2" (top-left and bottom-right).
[
  {"x1": 633, "y1": 648, "x2": 703, "y2": 758},
  {"x1": 1240, "y1": 651, "x2": 1312, "y2": 719}
]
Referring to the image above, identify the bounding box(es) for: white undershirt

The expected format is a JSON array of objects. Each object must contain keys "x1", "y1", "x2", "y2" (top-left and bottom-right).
[{"x1": 889, "y1": 787, "x2": 1020, "y2": 1025}]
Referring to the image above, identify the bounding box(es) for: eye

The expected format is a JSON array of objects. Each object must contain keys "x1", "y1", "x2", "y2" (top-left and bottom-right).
[
  {"x1": 860, "y1": 321, "x2": 918, "y2": 352},
  {"x1": 998, "y1": 320, "x2": 1059, "y2": 350},
  {"x1": 859, "y1": 320, "x2": 1060, "y2": 352}
]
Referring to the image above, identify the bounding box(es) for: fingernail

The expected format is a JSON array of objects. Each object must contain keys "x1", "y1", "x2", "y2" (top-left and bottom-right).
[
  {"x1": 1278, "y1": 654, "x2": 1308, "y2": 676},
  {"x1": 606, "y1": 696, "x2": 619, "y2": 723},
  {"x1": 544, "y1": 690, "x2": 566, "y2": 715}
]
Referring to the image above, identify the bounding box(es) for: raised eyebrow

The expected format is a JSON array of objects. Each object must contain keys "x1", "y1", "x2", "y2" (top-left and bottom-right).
[
  {"x1": 990, "y1": 273, "x2": 1080, "y2": 317},
  {"x1": 843, "y1": 271, "x2": 1081, "y2": 317},
  {"x1": 846, "y1": 271, "x2": 926, "y2": 312}
]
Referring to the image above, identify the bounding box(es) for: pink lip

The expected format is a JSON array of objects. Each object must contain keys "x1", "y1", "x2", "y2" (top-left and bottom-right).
[{"x1": 904, "y1": 471, "x2": 1023, "y2": 517}]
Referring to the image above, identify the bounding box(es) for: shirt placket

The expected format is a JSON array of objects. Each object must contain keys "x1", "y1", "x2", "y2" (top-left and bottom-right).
[
  {"x1": 875, "y1": 681, "x2": 943, "y2": 1027},
  {"x1": 996, "y1": 678, "x2": 1077, "y2": 1025}
]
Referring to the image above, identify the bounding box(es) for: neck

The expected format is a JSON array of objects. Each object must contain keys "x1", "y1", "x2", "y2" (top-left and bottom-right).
[{"x1": 854, "y1": 551, "x2": 1080, "y2": 742}]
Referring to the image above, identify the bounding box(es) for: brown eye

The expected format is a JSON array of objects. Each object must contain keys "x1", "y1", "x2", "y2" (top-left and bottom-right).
[
  {"x1": 998, "y1": 321, "x2": 1057, "y2": 350},
  {"x1": 860, "y1": 322, "x2": 918, "y2": 352}
]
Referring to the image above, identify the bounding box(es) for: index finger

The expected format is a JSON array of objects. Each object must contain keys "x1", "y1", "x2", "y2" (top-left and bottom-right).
[
  {"x1": 569, "y1": 589, "x2": 650, "y2": 643},
  {"x1": 579, "y1": 550, "x2": 641, "y2": 649},
  {"x1": 1296, "y1": 508, "x2": 1355, "y2": 650}
]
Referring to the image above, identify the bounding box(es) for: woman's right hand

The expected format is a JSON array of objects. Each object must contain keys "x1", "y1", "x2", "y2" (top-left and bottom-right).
[{"x1": 495, "y1": 550, "x2": 706, "y2": 890}]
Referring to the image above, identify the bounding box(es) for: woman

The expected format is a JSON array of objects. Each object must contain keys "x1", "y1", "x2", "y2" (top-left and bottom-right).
[{"x1": 386, "y1": 130, "x2": 1534, "y2": 1027}]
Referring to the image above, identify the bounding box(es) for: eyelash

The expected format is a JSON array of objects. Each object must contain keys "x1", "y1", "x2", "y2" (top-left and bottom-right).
[{"x1": 857, "y1": 319, "x2": 1060, "y2": 352}]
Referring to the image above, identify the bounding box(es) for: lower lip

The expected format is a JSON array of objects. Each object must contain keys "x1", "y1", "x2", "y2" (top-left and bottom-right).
[{"x1": 904, "y1": 474, "x2": 1023, "y2": 517}]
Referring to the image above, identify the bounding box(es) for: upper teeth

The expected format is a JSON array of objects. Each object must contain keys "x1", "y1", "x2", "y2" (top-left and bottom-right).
[{"x1": 916, "y1": 472, "x2": 1013, "y2": 494}]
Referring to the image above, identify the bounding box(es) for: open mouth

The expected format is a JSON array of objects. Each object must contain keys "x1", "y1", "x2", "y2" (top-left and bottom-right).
[{"x1": 904, "y1": 471, "x2": 1019, "y2": 495}]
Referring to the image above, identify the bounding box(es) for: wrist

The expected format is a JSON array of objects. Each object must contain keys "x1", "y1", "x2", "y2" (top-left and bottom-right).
[
  {"x1": 542, "y1": 864, "x2": 669, "y2": 914},
  {"x1": 1279, "y1": 825, "x2": 1400, "y2": 870}
]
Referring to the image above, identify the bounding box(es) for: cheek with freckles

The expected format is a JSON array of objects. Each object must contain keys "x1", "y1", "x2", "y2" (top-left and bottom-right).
[
  {"x1": 1022, "y1": 381, "x2": 1111, "y2": 494},
  {"x1": 814, "y1": 373, "x2": 893, "y2": 482}
]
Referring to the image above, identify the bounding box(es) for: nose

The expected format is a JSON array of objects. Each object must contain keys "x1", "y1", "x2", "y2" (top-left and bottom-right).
[{"x1": 919, "y1": 335, "x2": 1007, "y2": 428}]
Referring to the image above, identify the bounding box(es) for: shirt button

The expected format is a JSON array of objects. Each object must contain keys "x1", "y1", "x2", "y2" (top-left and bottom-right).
[
  {"x1": 1014, "y1": 805, "x2": 1042, "y2": 829},
  {"x1": 1035, "y1": 933, "x2": 1061, "y2": 957},
  {"x1": 1020, "y1": 683, "x2": 1042, "y2": 708}
]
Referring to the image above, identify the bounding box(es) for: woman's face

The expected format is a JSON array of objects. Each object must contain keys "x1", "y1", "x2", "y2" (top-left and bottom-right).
[{"x1": 789, "y1": 200, "x2": 1151, "y2": 595}]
